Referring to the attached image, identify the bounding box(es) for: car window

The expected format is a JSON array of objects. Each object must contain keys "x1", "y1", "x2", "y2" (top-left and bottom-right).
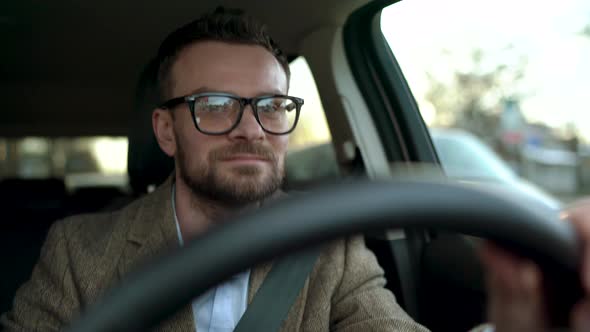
[
  {"x1": 0, "y1": 137, "x2": 128, "y2": 191},
  {"x1": 381, "y1": 0, "x2": 590, "y2": 203},
  {"x1": 285, "y1": 57, "x2": 339, "y2": 184},
  {"x1": 0, "y1": 58, "x2": 336, "y2": 191}
]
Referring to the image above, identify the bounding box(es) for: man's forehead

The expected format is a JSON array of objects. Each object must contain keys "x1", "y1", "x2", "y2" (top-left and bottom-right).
[
  {"x1": 173, "y1": 41, "x2": 285, "y2": 78},
  {"x1": 171, "y1": 41, "x2": 288, "y2": 96},
  {"x1": 186, "y1": 86, "x2": 285, "y2": 97}
]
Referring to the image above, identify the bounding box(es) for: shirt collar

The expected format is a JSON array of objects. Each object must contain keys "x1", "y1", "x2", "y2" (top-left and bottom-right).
[{"x1": 171, "y1": 182, "x2": 184, "y2": 246}]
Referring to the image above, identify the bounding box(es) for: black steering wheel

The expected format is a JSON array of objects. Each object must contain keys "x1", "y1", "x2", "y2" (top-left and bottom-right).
[{"x1": 65, "y1": 180, "x2": 583, "y2": 332}]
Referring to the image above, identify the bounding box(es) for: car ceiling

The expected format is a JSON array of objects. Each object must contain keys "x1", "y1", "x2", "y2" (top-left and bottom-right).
[{"x1": 0, "y1": 0, "x2": 371, "y2": 137}]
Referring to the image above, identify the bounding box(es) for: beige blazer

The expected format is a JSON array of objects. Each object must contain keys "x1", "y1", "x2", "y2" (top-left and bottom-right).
[{"x1": 1, "y1": 177, "x2": 429, "y2": 331}]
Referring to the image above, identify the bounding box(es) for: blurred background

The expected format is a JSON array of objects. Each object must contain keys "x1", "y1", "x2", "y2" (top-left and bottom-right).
[
  {"x1": 380, "y1": 0, "x2": 590, "y2": 204},
  {"x1": 1, "y1": 0, "x2": 588, "y2": 206}
]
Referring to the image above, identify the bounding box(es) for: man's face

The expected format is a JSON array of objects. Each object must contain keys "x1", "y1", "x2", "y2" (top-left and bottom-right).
[{"x1": 165, "y1": 41, "x2": 290, "y2": 205}]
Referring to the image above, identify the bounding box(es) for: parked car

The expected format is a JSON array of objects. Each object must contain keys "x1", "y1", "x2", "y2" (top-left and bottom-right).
[
  {"x1": 431, "y1": 128, "x2": 561, "y2": 210},
  {"x1": 286, "y1": 128, "x2": 560, "y2": 210}
]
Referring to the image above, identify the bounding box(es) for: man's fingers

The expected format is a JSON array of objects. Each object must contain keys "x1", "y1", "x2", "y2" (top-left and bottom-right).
[
  {"x1": 564, "y1": 199, "x2": 590, "y2": 242},
  {"x1": 482, "y1": 198, "x2": 590, "y2": 332},
  {"x1": 571, "y1": 300, "x2": 590, "y2": 332},
  {"x1": 480, "y1": 243, "x2": 518, "y2": 291},
  {"x1": 480, "y1": 242, "x2": 548, "y2": 331},
  {"x1": 564, "y1": 201, "x2": 590, "y2": 293}
]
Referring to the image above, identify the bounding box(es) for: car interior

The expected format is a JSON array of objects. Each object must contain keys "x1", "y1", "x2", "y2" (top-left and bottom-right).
[{"x1": 1, "y1": 0, "x2": 585, "y2": 331}]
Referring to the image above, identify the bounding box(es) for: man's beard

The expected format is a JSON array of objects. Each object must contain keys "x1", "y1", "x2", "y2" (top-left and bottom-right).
[{"x1": 176, "y1": 140, "x2": 284, "y2": 206}]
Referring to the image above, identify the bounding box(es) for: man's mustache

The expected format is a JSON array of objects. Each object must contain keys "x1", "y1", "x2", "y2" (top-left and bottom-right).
[{"x1": 210, "y1": 143, "x2": 277, "y2": 163}]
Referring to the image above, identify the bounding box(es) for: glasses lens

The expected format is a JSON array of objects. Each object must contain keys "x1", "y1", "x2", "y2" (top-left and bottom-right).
[
  {"x1": 256, "y1": 97, "x2": 299, "y2": 134},
  {"x1": 193, "y1": 96, "x2": 241, "y2": 133}
]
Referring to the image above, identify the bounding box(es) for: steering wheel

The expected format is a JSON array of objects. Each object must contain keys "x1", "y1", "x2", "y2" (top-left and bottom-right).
[{"x1": 65, "y1": 180, "x2": 583, "y2": 332}]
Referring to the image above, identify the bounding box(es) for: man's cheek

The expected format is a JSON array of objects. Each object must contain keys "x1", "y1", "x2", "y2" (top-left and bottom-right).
[
  {"x1": 273, "y1": 140, "x2": 289, "y2": 162},
  {"x1": 276, "y1": 156, "x2": 286, "y2": 175}
]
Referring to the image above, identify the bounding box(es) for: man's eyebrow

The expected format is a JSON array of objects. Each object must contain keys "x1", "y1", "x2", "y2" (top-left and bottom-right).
[{"x1": 186, "y1": 87, "x2": 285, "y2": 97}]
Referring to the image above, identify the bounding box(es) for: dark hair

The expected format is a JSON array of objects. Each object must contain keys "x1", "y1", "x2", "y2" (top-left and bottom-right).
[{"x1": 156, "y1": 7, "x2": 290, "y2": 103}]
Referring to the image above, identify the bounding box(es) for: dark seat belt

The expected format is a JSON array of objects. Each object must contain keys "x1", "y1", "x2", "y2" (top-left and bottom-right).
[{"x1": 233, "y1": 247, "x2": 321, "y2": 332}]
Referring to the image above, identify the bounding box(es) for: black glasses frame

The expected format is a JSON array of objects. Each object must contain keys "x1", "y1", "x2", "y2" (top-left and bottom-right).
[{"x1": 159, "y1": 92, "x2": 304, "y2": 135}]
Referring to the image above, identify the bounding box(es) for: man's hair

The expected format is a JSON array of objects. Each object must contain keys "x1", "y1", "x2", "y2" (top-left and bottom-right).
[{"x1": 156, "y1": 7, "x2": 290, "y2": 103}]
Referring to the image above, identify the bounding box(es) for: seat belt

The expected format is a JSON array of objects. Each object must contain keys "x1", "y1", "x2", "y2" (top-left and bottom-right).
[{"x1": 233, "y1": 247, "x2": 321, "y2": 332}]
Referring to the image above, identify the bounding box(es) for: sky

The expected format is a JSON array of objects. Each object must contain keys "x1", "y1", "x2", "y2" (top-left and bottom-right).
[{"x1": 381, "y1": 0, "x2": 590, "y2": 140}]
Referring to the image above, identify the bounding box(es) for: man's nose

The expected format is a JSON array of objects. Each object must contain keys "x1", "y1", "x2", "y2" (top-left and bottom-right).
[{"x1": 228, "y1": 106, "x2": 265, "y2": 141}]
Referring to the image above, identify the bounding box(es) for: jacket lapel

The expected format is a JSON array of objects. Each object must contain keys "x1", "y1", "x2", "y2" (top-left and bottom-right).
[
  {"x1": 117, "y1": 176, "x2": 196, "y2": 331},
  {"x1": 117, "y1": 176, "x2": 178, "y2": 275}
]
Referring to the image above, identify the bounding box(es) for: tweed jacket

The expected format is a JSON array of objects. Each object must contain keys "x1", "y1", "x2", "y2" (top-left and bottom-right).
[{"x1": 1, "y1": 177, "x2": 430, "y2": 331}]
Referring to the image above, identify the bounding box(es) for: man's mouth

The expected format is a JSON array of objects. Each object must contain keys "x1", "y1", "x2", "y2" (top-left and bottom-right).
[
  {"x1": 220, "y1": 154, "x2": 270, "y2": 164},
  {"x1": 212, "y1": 143, "x2": 276, "y2": 167}
]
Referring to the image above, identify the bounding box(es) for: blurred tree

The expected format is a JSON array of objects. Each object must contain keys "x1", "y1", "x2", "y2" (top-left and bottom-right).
[
  {"x1": 424, "y1": 48, "x2": 527, "y2": 142},
  {"x1": 582, "y1": 23, "x2": 590, "y2": 38}
]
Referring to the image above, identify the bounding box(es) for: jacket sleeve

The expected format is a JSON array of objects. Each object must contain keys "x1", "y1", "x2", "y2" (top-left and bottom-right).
[
  {"x1": 330, "y1": 236, "x2": 430, "y2": 332},
  {"x1": 1, "y1": 220, "x2": 81, "y2": 331}
]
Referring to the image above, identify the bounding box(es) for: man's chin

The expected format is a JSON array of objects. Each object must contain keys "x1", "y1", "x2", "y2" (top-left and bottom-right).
[
  {"x1": 213, "y1": 171, "x2": 282, "y2": 204},
  {"x1": 220, "y1": 169, "x2": 269, "y2": 189}
]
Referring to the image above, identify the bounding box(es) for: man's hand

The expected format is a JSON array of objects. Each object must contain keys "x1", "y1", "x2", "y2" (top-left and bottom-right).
[{"x1": 480, "y1": 199, "x2": 590, "y2": 332}]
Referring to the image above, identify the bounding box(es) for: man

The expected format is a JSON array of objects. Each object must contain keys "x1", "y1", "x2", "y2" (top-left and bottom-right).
[
  {"x1": 3, "y1": 7, "x2": 590, "y2": 332},
  {"x1": 1, "y1": 8, "x2": 428, "y2": 332}
]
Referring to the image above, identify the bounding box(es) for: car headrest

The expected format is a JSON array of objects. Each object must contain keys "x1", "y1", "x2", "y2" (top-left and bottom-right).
[
  {"x1": 127, "y1": 58, "x2": 174, "y2": 194},
  {"x1": 0, "y1": 178, "x2": 66, "y2": 208}
]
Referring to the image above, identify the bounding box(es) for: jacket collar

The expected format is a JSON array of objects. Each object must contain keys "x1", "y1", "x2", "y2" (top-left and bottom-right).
[
  {"x1": 116, "y1": 175, "x2": 196, "y2": 330},
  {"x1": 116, "y1": 174, "x2": 179, "y2": 281},
  {"x1": 127, "y1": 174, "x2": 178, "y2": 250}
]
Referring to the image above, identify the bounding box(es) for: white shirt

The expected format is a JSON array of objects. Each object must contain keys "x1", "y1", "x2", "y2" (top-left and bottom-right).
[{"x1": 172, "y1": 184, "x2": 250, "y2": 332}]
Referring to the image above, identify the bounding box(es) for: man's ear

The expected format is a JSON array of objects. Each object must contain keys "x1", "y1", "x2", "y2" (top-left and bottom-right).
[{"x1": 152, "y1": 108, "x2": 176, "y2": 157}]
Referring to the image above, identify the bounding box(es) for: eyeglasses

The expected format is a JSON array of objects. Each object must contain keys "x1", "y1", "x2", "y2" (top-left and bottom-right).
[{"x1": 159, "y1": 92, "x2": 304, "y2": 135}]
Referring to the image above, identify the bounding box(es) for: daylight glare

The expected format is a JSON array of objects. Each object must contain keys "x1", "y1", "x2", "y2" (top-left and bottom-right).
[{"x1": 382, "y1": 0, "x2": 590, "y2": 141}]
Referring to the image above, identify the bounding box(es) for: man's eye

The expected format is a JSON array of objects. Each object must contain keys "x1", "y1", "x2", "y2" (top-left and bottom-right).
[
  {"x1": 259, "y1": 102, "x2": 288, "y2": 112},
  {"x1": 257, "y1": 105, "x2": 274, "y2": 112},
  {"x1": 206, "y1": 103, "x2": 231, "y2": 112},
  {"x1": 197, "y1": 99, "x2": 234, "y2": 113}
]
